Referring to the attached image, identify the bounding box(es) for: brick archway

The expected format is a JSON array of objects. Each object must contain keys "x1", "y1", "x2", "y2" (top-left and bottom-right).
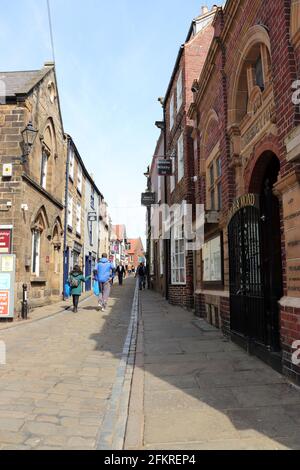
[{"x1": 246, "y1": 135, "x2": 281, "y2": 193}]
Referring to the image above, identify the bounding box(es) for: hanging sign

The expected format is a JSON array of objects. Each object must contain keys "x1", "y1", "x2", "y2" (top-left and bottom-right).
[
  {"x1": 141, "y1": 193, "x2": 156, "y2": 206},
  {"x1": 157, "y1": 159, "x2": 173, "y2": 176}
]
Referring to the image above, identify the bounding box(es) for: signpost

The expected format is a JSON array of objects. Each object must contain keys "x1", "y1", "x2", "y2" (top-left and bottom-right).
[
  {"x1": 141, "y1": 192, "x2": 156, "y2": 207},
  {"x1": 157, "y1": 159, "x2": 173, "y2": 176},
  {"x1": 0, "y1": 254, "x2": 16, "y2": 319}
]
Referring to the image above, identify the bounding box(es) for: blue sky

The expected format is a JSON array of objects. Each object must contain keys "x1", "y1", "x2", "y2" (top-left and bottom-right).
[{"x1": 0, "y1": 0, "x2": 216, "y2": 242}]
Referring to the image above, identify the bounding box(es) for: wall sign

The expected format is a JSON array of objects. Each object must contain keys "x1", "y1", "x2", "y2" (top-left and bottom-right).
[
  {"x1": 0, "y1": 254, "x2": 15, "y2": 319},
  {"x1": 0, "y1": 227, "x2": 12, "y2": 254}
]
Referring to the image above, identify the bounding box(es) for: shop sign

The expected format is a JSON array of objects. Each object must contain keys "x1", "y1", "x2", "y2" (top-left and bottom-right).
[{"x1": 228, "y1": 194, "x2": 259, "y2": 221}]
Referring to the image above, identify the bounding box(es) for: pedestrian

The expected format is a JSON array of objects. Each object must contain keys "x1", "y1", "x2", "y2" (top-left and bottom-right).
[
  {"x1": 96, "y1": 253, "x2": 114, "y2": 311},
  {"x1": 136, "y1": 262, "x2": 146, "y2": 291},
  {"x1": 69, "y1": 265, "x2": 91, "y2": 313},
  {"x1": 116, "y1": 263, "x2": 126, "y2": 286}
]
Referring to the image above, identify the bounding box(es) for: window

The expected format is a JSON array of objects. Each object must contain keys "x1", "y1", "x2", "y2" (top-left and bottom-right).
[
  {"x1": 40, "y1": 151, "x2": 48, "y2": 189},
  {"x1": 67, "y1": 193, "x2": 73, "y2": 228},
  {"x1": 91, "y1": 188, "x2": 95, "y2": 209},
  {"x1": 255, "y1": 56, "x2": 264, "y2": 91},
  {"x1": 170, "y1": 154, "x2": 176, "y2": 193},
  {"x1": 177, "y1": 133, "x2": 184, "y2": 182},
  {"x1": 203, "y1": 235, "x2": 222, "y2": 282},
  {"x1": 170, "y1": 94, "x2": 175, "y2": 129},
  {"x1": 208, "y1": 157, "x2": 222, "y2": 211},
  {"x1": 177, "y1": 70, "x2": 183, "y2": 111},
  {"x1": 159, "y1": 238, "x2": 164, "y2": 276},
  {"x1": 171, "y1": 223, "x2": 186, "y2": 285},
  {"x1": 69, "y1": 148, "x2": 74, "y2": 181},
  {"x1": 31, "y1": 230, "x2": 41, "y2": 276},
  {"x1": 76, "y1": 202, "x2": 81, "y2": 235},
  {"x1": 77, "y1": 166, "x2": 83, "y2": 194}
]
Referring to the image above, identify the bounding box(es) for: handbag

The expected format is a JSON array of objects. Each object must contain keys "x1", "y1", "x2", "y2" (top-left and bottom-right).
[
  {"x1": 93, "y1": 280, "x2": 100, "y2": 296},
  {"x1": 64, "y1": 283, "x2": 71, "y2": 298}
]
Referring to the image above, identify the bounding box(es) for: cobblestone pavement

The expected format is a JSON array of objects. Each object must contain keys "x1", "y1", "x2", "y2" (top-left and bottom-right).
[
  {"x1": 0, "y1": 277, "x2": 136, "y2": 450},
  {"x1": 126, "y1": 289, "x2": 300, "y2": 451}
]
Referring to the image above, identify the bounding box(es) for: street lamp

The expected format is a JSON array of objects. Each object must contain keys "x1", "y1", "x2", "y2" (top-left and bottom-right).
[{"x1": 21, "y1": 121, "x2": 38, "y2": 162}]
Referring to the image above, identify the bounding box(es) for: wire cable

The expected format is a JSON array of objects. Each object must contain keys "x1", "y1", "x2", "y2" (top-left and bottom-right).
[{"x1": 46, "y1": 0, "x2": 56, "y2": 64}]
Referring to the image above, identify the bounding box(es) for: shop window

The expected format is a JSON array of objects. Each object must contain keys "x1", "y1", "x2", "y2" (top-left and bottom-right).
[
  {"x1": 171, "y1": 223, "x2": 186, "y2": 285},
  {"x1": 203, "y1": 235, "x2": 222, "y2": 283}
]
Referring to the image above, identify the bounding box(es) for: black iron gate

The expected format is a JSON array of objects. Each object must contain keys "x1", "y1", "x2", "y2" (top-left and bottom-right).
[{"x1": 228, "y1": 204, "x2": 268, "y2": 346}]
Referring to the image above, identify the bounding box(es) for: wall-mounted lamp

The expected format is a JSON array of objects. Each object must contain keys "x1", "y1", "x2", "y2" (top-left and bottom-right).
[{"x1": 21, "y1": 121, "x2": 38, "y2": 163}]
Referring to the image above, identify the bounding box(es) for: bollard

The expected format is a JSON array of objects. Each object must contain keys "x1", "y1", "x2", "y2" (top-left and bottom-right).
[{"x1": 21, "y1": 283, "x2": 28, "y2": 320}]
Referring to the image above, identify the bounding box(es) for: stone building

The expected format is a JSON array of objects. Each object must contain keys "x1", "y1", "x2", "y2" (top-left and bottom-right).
[
  {"x1": 0, "y1": 63, "x2": 65, "y2": 313},
  {"x1": 188, "y1": 0, "x2": 300, "y2": 384}
]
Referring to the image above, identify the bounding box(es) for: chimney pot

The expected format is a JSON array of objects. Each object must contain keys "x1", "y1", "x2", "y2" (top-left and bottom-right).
[{"x1": 202, "y1": 6, "x2": 209, "y2": 15}]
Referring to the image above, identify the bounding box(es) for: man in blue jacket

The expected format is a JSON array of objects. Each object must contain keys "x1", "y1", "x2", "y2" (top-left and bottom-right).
[{"x1": 96, "y1": 253, "x2": 114, "y2": 311}]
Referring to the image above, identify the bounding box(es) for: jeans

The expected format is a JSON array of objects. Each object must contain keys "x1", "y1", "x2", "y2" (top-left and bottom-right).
[
  {"x1": 98, "y1": 281, "x2": 111, "y2": 307},
  {"x1": 138, "y1": 275, "x2": 146, "y2": 290}
]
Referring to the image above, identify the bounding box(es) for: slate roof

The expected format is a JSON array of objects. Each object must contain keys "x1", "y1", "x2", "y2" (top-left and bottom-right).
[{"x1": 0, "y1": 68, "x2": 51, "y2": 98}]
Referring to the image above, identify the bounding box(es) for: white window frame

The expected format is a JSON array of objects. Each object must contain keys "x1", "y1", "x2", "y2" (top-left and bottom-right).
[
  {"x1": 31, "y1": 230, "x2": 41, "y2": 276},
  {"x1": 69, "y1": 148, "x2": 74, "y2": 181},
  {"x1": 171, "y1": 223, "x2": 186, "y2": 285},
  {"x1": 170, "y1": 94, "x2": 175, "y2": 129},
  {"x1": 177, "y1": 70, "x2": 183, "y2": 111},
  {"x1": 159, "y1": 238, "x2": 164, "y2": 276},
  {"x1": 77, "y1": 166, "x2": 83, "y2": 194},
  {"x1": 67, "y1": 193, "x2": 73, "y2": 228},
  {"x1": 76, "y1": 202, "x2": 81, "y2": 235},
  {"x1": 177, "y1": 133, "x2": 184, "y2": 182}
]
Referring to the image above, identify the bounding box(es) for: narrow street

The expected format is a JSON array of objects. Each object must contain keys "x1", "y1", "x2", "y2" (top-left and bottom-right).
[
  {"x1": 0, "y1": 278, "x2": 136, "y2": 450},
  {"x1": 1, "y1": 280, "x2": 300, "y2": 450}
]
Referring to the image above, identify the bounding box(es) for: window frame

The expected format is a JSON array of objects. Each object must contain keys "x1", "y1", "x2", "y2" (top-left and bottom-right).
[
  {"x1": 170, "y1": 94, "x2": 175, "y2": 130},
  {"x1": 77, "y1": 166, "x2": 83, "y2": 194},
  {"x1": 69, "y1": 148, "x2": 74, "y2": 181},
  {"x1": 176, "y1": 70, "x2": 183, "y2": 112},
  {"x1": 177, "y1": 133, "x2": 184, "y2": 182},
  {"x1": 40, "y1": 151, "x2": 48, "y2": 190},
  {"x1": 31, "y1": 229, "x2": 41, "y2": 276},
  {"x1": 171, "y1": 223, "x2": 186, "y2": 285},
  {"x1": 76, "y1": 202, "x2": 81, "y2": 235},
  {"x1": 67, "y1": 192, "x2": 73, "y2": 229}
]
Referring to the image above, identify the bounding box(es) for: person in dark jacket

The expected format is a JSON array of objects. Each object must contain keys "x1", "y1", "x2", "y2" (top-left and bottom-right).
[
  {"x1": 69, "y1": 265, "x2": 91, "y2": 313},
  {"x1": 136, "y1": 262, "x2": 146, "y2": 290},
  {"x1": 116, "y1": 263, "x2": 126, "y2": 286}
]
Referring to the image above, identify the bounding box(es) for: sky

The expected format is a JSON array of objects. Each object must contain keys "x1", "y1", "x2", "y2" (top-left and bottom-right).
[{"x1": 0, "y1": 0, "x2": 216, "y2": 244}]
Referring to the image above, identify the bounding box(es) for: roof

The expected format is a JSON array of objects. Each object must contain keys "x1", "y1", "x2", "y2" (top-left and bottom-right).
[
  {"x1": 0, "y1": 68, "x2": 52, "y2": 98},
  {"x1": 127, "y1": 238, "x2": 145, "y2": 254},
  {"x1": 112, "y1": 225, "x2": 127, "y2": 241}
]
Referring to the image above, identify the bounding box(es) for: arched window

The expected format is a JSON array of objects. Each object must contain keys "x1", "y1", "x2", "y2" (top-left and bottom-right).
[
  {"x1": 31, "y1": 207, "x2": 49, "y2": 277},
  {"x1": 40, "y1": 119, "x2": 57, "y2": 192}
]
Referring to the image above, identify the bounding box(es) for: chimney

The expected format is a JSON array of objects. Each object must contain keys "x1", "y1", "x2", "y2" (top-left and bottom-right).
[{"x1": 201, "y1": 6, "x2": 209, "y2": 15}]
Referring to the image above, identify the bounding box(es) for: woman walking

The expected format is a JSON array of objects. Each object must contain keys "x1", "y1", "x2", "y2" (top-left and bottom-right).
[{"x1": 69, "y1": 265, "x2": 90, "y2": 313}]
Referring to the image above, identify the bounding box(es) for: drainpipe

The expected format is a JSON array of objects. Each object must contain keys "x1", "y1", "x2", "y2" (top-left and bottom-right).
[
  {"x1": 63, "y1": 135, "x2": 70, "y2": 300},
  {"x1": 163, "y1": 104, "x2": 169, "y2": 301}
]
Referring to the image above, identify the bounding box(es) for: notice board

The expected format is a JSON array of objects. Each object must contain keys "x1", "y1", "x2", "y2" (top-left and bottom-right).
[{"x1": 0, "y1": 254, "x2": 16, "y2": 319}]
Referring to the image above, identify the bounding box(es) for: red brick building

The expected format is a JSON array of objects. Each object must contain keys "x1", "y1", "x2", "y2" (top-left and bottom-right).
[
  {"x1": 126, "y1": 238, "x2": 145, "y2": 269},
  {"x1": 151, "y1": 6, "x2": 216, "y2": 308},
  {"x1": 188, "y1": 0, "x2": 300, "y2": 384}
]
